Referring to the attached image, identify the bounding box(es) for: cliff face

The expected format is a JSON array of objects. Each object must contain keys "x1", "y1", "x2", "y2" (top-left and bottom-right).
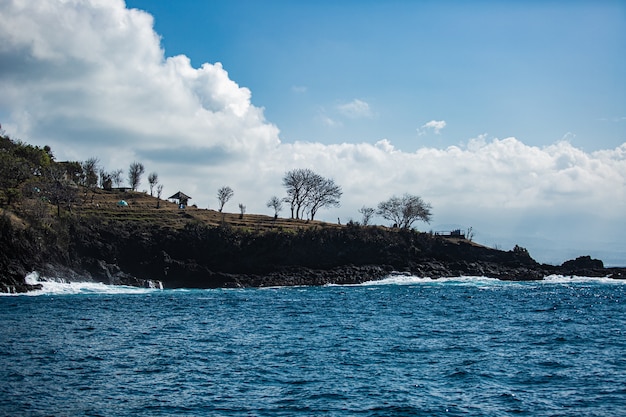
[
  {"x1": 65, "y1": 219, "x2": 546, "y2": 288},
  {"x1": 1, "y1": 209, "x2": 623, "y2": 293}
]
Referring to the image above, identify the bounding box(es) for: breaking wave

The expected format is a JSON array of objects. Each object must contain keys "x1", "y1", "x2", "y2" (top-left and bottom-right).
[
  {"x1": 0, "y1": 272, "x2": 161, "y2": 296},
  {"x1": 359, "y1": 273, "x2": 625, "y2": 286}
]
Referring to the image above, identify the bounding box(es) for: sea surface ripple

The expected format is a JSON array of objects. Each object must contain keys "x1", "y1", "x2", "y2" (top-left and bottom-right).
[{"x1": 1, "y1": 276, "x2": 625, "y2": 416}]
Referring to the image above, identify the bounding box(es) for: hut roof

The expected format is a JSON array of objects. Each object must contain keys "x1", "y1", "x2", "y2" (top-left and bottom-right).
[{"x1": 168, "y1": 191, "x2": 191, "y2": 200}]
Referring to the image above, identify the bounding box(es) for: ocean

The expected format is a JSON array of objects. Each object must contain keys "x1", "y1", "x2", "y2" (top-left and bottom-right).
[{"x1": 1, "y1": 275, "x2": 624, "y2": 416}]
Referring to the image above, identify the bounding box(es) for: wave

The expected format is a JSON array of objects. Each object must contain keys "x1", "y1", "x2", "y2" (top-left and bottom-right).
[
  {"x1": 359, "y1": 274, "x2": 503, "y2": 287},
  {"x1": 0, "y1": 272, "x2": 161, "y2": 296},
  {"x1": 359, "y1": 274, "x2": 626, "y2": 287},
  {"x1": 5, "y1": 272, "x2": 623, "y2": 296},
  {"x1": 541, "y1": 274, "x2": 626, "y2": 284}
]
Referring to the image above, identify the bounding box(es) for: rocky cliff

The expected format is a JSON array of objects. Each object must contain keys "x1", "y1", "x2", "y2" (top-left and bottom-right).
[{"x1": 1, "y1": 210, "x2": 623, "y2": 293}]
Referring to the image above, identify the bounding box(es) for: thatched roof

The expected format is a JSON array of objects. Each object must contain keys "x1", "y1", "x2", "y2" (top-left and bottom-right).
[{"x1": 168, "y1": 191, "x2": 191, "y2": 200}]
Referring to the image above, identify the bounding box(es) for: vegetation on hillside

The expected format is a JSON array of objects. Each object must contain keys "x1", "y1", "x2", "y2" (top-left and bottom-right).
[{"x1": 0, "y1": 132, "x2": 437, "y2": 231}]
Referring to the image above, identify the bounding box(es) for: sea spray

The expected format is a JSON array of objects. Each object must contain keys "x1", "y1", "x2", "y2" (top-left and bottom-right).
[{"x1": 7, "y1": 271, "x2": 160, "y2": 296}]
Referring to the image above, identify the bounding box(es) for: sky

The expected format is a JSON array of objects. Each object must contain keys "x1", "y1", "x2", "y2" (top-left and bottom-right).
[{"x1": 0, "y1": 0, "x2": 625, "y2": 265}]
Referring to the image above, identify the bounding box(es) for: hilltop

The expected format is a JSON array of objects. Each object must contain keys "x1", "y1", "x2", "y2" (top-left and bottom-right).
[{"x1": 77, "y1": 188, "x2": 343, "y2": 232}]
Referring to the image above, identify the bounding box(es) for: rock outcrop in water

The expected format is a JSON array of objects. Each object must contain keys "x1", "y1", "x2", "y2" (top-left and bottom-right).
[{"x1": 1, "y1": 209, "x2": 624, "y2": 293}]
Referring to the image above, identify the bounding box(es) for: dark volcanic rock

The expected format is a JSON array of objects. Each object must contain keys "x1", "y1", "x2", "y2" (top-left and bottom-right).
[
  {"x1": 553, "y1": 255, "x2": 610, "y2": 278},
  {"x1": 2, "y1": 210, "x2": 625, "y2": 291},
  {"x1": 561, "y1": 255, "x2": 604, "y2": 270}
]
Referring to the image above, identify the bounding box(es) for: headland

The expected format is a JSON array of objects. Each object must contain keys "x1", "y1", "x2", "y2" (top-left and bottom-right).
[{"x1": 1, "y1": 189, "x2": 623, "y2": 293}]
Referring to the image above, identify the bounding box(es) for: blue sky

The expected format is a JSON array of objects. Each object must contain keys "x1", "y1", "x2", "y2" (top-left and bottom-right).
[
  {"x1": 126, "y1": 0, "x2": 626, "y2": 151},
  {"x1": 0, "y1": 0, "x2": 625, "y2": 265}
]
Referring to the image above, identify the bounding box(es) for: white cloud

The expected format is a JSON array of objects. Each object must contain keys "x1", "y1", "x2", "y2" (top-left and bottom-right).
[
  {"x1": 0, "y1": 0, "x2": 280, "y2": 159},
  {"x1": 317, "y1": 111, "x2": 342, "y2": 128},
  {"x1": 337, "y1": 99, "x2": 373, "y2": 119},
  {"x1": 0, "y1": 1, "x2": 624, "y2": 265},
  {"x1": 599, "y1": 116, "x2": 626, "y2": 122},
  {"x1": 291, "y1": 85, "x2": 307, "y2": 93},
  {"x1": 418, "y1": 120, "x2": 447, "y2": 135}
]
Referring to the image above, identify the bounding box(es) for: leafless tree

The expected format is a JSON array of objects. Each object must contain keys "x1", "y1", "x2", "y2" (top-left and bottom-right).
[
  {"x1": 82, "y1": 157, "x2": 99, "y2": 189},
  {"x1": 358, "y1": 206, "x2": 375, "y2": 226},
  {"x1": 282, "y1": 168, "x2": 315, "y2": 219},
  {"x1": 238, "y1": 203, "x2": 246, "y2": 219},
  {"x1": 467, "y1": 226, "x2": 475, "y2": 242},
  {"x1": 99, "y1": 169, "x2": 112, "y2": 190},
  {"x1": 306, "y1": 176, "x2": 342, "y2": 221},
  {"x1": 377, "y1": 194, "x2": 432, "y2": 229},
  {"x1": 266, "y1": 196, "x2": 283, "y2": 218},
  {"x1": 44, "y1": 164, "x2": 79, "y2": 217},
  {"x1": 148, "y1": 172, "x2": 158, "y2": 196},
  {"x1": 111, "y1": 169, "x2": 124, "y2": 187},
  {"x1": 156, "y1": 184, "x2": 164, "y2": 208},
  {"x1": 217, "y1": 186, "x2": 234, "y2": 212},
  {"x1": 282, "y1": 168, "x2": 342, "y2": 220},
  {"x1": 128, "y1": 161, "x2": 145, "y2": 191}
]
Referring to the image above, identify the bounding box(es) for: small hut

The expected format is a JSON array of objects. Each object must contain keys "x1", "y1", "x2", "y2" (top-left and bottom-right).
[{"x1": 168, "y1": 191, "x2": 191, "y2": 209}]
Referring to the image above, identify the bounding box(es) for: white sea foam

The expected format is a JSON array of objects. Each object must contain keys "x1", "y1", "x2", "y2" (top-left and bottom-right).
[
  {"x1": 2, "y1": 272, "x2": 160, "y2": 296},
  {"x1": 360, "y1": 274, "x2": 625, "y2": 286},
  {"x1": 360, "y1": 274, "x2": 503, "y2": 286},
  {"x1": 541, "y1": 274, "x2": 626, "y2": 285}
]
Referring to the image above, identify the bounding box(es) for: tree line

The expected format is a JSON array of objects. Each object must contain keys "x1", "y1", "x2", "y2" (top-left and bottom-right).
[
  {"x1": 0, "y1": 133, "x2": 164, "y2": 215},
  {"x1": 217, "y1": 167, "x2": 432, "y2": 229},
  {"x1": 1, "y1": 133, "x2": 432, "y2": 229}
]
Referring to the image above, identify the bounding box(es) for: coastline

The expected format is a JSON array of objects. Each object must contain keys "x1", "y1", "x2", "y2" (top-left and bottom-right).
[{"x1": 2, "y1": 205, "x2": 624, "y2": 293}]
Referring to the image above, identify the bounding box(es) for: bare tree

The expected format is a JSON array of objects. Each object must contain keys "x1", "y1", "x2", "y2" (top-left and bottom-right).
[
  {"x1": 82, "y1": 157, "x2": 99, "y2": 189},
  {"x1": 217, "y1": 186, "x2": 234, "y2": 212},
  {"x1": 99, "y1": 169, "x2": 113, "y2": 190},
  {"x1": 128, "y1": 161, "x2": 145, "y2": 191},
  {"x1": 358, "y1": 206, "x2": 375, "y2": 226},
  {"x1": 306, "y1": 176, "x2": 342, "y2": 221},
  {"x1": 282, "y1": 168, "x2": 315, "y2": 219},
  {"x1": 156, "y1": 184, "x2": 164, "y2": 208},
  {"x1": 44, "y1": 164, "x2": 79, "y2": 217},
  {"x1": 148, "y1": 172, "x2": 158, "y2": 196},
  {"x1": 111, "y1": 169, "x2": 124, "y2": 187},
  {"x1": 266, "y1": 196, "x2": 283, "y2": 219},
  {"x1": 466, "y1": 226, "x2": 475, "y2": 242},
  {"x1": 282, "y1": 168, "x2": 342, "y2": 220},
  {"x1": 238, "y1": 203, "x2": 246, "y2": 219},
  {"x1": 377, "y1": 194, "x2": 432, "y2": 229}
]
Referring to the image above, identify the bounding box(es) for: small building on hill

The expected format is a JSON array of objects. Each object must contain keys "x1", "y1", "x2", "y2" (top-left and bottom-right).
[{"x1": 169, "y1": 191, "x2": 191, "y2": 209}]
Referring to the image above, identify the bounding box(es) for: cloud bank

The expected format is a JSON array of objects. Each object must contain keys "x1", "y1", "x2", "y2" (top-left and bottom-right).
[{"x1": 0, "y1": 1, "x2": 624, "y2": 264}]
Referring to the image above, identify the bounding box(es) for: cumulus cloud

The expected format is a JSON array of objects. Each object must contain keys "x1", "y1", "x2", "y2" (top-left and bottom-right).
[
  {"x1": 418, "y1": 120, "x2": 447, "y2": 135},
  {"x1": 337, "y1": 99, "x2": 373, "y2": 119},
  {"x1": 0, "y1": 1, "x2": 624, "y2": 264},
  {"x1": 0, "y1": 0, "x2": 280, "y2": 160}
]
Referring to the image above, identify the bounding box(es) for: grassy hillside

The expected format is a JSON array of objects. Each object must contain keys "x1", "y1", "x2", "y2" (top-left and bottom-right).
[{"x1": 76, "y1": 188, "x2": 344, "y2": 232}]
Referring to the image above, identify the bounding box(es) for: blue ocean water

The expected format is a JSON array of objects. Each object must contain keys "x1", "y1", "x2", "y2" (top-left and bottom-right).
[{"x1": 1, "y1": 275, "x2": 625, "y2": 417}]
